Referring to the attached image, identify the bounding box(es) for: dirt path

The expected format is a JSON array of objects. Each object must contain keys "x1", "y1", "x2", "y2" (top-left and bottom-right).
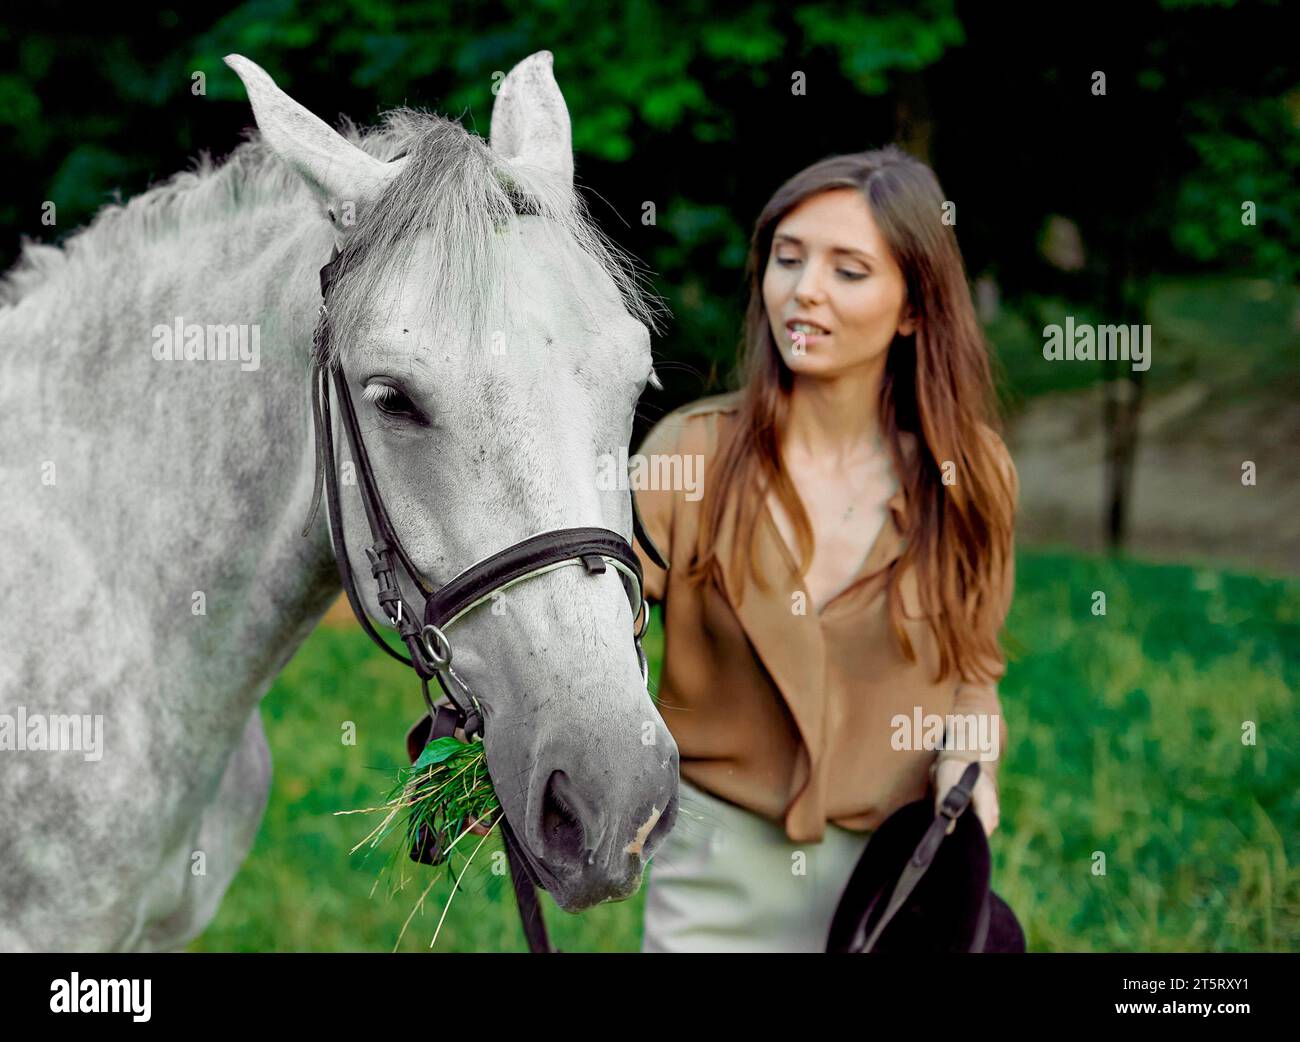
[{"x1": 1006, "y1": 382, "x2": 1300, "y2": 577}]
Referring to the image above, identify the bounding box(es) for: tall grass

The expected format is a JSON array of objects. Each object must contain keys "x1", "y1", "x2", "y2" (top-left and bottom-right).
[{"x1": 191, "y1": 550, "x2": 1299, "y2": 952}]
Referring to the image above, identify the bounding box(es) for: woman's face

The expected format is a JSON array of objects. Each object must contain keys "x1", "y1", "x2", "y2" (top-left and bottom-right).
[{"x1": 762, "y1": 187, "x2": 915, "y2": 378}]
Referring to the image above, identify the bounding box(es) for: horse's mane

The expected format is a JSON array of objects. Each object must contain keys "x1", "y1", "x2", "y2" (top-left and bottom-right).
[
  {"x1": 0, "y1": 108, "x2": 664, "y2": 357},
  {"x1": 0, "y1": 125, "x2": 306, "y2": 306}
]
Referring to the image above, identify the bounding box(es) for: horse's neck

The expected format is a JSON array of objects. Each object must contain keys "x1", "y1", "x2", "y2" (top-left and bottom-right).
[
  {"x1": 32, "y1": 201, "x2": 339, "y2": 717},
  {"x1": 166, "y1": 207, "x2": 343, "y2": 702}
]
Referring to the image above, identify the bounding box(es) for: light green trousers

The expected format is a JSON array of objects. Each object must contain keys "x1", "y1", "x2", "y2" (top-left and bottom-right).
[{"x1": 641, "y1": 775, "x2": 873, "y2": 952}]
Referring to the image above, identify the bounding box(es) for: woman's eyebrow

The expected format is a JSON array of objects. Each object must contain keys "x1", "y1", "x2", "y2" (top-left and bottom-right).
[{"x1": 773, "y1": 233, "x2": 875, "y2": 263}]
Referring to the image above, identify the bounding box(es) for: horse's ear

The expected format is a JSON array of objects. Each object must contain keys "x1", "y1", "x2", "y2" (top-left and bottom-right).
[
  {"x1": 224, "y1": 54, "x2": 403, "y2": 242},
  {"x1": 489, "y1": 50, "x2": 574, "y2": 193}
]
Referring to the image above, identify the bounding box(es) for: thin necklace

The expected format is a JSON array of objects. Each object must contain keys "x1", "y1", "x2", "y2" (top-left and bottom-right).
[
  {"x1": 832, "y1": 435, "x2": 888, "y2": 530},
  {"x1": 774, "y1": 432, "x2": 890, "y2": 536}
]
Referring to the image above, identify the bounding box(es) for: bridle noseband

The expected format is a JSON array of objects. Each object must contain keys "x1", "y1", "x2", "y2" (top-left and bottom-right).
[{"x1": 302, "y1": 242, "x2": 668, "y2": 952}]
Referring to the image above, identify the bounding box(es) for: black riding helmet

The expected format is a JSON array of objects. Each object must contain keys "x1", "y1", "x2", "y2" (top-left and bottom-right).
[{"x1": 827, "y1": 760, "x2": 1026, "y2": 953}]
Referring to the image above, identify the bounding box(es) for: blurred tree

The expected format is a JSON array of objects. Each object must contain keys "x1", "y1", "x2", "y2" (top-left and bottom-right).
[{"x1": 932, "y1": 0, "x2": 1297, "y2": 549}]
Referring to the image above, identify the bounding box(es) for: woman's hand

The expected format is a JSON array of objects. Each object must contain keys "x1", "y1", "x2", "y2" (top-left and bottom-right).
[{"x1": 932, "y1": 757, "x2": 1000, "y2": 837}]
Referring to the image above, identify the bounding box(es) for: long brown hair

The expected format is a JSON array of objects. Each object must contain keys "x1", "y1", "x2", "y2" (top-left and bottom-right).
[{"x1": 686, "y1": 145, "x2": 1016, "y2": 686}]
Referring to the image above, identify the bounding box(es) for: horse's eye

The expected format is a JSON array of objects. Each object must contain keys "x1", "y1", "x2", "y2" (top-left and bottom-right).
[{"x1": 363, "y1": 381, "x2": 422, "y2": 421}]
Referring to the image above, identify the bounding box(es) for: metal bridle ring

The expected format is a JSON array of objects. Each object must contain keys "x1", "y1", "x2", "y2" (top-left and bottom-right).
[{"x1": 420, "y1": 623, "x2": 453, "y2": 670}]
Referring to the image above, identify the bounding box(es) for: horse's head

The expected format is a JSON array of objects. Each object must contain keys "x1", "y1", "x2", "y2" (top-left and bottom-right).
[{"x1": 226, "y1": 52, "x2": 679, "y2": 911}]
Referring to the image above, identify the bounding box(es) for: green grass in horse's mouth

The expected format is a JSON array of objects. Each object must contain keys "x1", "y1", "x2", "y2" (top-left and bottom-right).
[{"x1": 337, "y1": 736, "x2": 501, "y2": 948}]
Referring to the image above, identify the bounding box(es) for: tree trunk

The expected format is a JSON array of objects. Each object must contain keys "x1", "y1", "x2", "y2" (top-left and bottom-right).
[{"x1": 1101, "y1": 258, "x2": 1148, "y2": 553}]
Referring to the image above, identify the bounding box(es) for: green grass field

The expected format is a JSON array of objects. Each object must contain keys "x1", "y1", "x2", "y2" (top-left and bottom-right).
[{"x1": 190, "y1": 549, "x2": 1300, "y2": 952}]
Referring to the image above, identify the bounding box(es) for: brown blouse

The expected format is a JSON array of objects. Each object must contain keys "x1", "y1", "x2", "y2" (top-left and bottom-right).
[{"x1": 632, "y1": 391, "x2": 1017, "y2": 843}]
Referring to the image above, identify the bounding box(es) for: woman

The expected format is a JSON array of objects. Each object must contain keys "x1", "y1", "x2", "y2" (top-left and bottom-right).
[{"x1": 632, "y1": 146, "x2": 1018, "y2": 953}]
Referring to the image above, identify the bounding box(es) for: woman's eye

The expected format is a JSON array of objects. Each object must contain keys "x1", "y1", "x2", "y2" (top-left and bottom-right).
[
  {"x1": 775, "y1": 256, "x2": 864, "y2": 280},
  {"x1": 363, "y1": 382, "x2": 422, "y2": 421}
]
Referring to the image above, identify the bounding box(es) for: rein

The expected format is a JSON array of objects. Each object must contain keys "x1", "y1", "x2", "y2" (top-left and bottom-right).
[{"x1": 303, "y1": 243, "x2": 668, "y2": 953}]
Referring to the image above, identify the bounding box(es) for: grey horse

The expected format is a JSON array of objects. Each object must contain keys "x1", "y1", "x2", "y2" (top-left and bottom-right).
[{"x1": 0, "y1": 50, "x2": 679, "y2": 951}]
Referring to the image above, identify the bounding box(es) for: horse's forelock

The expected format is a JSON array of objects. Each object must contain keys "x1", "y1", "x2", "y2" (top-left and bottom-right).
[{"x1": 325, "y1": 112, "x2": 664, "y2": 368}]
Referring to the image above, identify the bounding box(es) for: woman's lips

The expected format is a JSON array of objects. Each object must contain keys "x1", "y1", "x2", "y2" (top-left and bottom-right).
[{"x1": 786, "y1": 324, "x2": 830, "y2": 346}]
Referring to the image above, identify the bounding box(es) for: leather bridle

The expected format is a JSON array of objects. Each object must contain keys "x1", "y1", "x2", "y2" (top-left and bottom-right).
[{"x1": 302, "y1": 242, "x2": 668, "y2": 953}]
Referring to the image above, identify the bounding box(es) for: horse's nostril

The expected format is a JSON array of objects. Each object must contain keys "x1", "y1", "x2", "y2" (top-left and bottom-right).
[{"x1": 540, "y1": 770, "x2": 587, "y2": 859}]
